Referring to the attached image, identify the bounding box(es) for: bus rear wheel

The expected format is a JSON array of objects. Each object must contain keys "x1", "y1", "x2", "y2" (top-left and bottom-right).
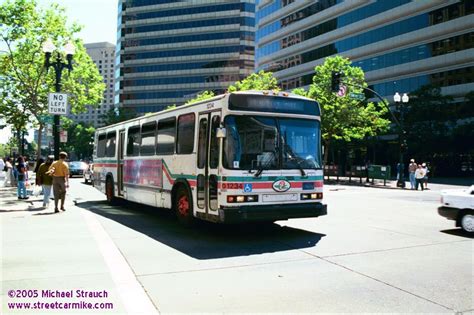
[{"x1": 175, "y1": 186, "x2": 194, "y2": 226}]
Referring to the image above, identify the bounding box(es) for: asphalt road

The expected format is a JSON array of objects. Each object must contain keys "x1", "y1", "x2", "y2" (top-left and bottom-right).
[{"x1": 67, "y1": 177, "x2": 473, "y2": 314}]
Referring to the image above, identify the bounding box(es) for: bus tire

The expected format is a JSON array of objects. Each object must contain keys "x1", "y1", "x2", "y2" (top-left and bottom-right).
[
  {"x1": 174, "y1": 185, "x2": 194, "y2": 227},
  {"x1": 106, "y1": 177, "x2": 118, "y2": 205}
]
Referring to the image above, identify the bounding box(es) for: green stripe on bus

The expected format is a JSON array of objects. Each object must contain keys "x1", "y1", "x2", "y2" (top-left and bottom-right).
[{"x1": 221, "y1": 175, "x2": 324, "y2": 182}]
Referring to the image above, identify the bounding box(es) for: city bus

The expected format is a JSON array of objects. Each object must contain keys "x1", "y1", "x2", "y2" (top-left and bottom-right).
[{"x1": 93, "y1": 91, "x2": 327, "y2": 224}]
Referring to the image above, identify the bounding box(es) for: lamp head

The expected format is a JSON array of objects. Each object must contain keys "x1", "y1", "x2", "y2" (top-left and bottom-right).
[
  {"x1": 63, "y1": 41, "x2": 76, "y2": 55},
  {"x1": 42, "y1": 39, "x2": 55, "y2": 53},
  {"x1": 402, "y1": 93, "x2": 409, "y2": 103},
  {"x1": 393, "y1": 92, "x2": 401, "y2": 103}
]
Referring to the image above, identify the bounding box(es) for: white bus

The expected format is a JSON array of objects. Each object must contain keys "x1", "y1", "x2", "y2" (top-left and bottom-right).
[{"x1": 93, "y1": 91, "x2": 327, "y2": 224}]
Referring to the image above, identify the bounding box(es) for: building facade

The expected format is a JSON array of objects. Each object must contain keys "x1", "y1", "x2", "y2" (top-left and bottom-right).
[
  {"x1": 115, "y1": 0, "x2": 256, "y2": 114},
  {"x1": 69, "y1": 42, "x2": 116, "y2": 127},
  {"x1": 256, "y1": 0, "x2": 474, "y2": 176}
]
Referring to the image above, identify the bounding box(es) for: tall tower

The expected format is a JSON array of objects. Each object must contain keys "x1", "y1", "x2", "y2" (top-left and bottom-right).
[
  {"x1": 68, "y1": 42, "x2": 116, "y2": 127},
  {"x1": 115, "y1": 1, "x2": 256, "y2": 114}
]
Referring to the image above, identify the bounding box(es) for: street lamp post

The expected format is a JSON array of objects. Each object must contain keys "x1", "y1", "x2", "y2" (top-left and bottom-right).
[
  {"x1": 394, "y1": 92, "x2": 409, "y2": 188},
  {"x1": 42, "y1": 39, "x2": 75, "y2": 160}
]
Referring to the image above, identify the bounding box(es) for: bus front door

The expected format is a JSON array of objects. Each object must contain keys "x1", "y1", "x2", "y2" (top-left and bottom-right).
[
  {"x1": 118, "y1": 129, "x2": 125, "y2": 196},
  {"x1": 197, "y1": 111, "x2": 221, "y2": 217}
]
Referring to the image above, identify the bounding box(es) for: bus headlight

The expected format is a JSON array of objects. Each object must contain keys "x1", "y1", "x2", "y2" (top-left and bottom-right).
[{"x1": 301, "y1": 193, "x2": 323, "y2": 200}]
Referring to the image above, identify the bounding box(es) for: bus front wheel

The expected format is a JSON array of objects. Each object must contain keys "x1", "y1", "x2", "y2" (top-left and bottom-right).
[{"x1": 175, "y1": 185, "x2": 194, "y2": 226}]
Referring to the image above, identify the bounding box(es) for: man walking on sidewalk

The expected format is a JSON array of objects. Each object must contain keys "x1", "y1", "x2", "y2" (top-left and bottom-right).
[{"x1": 48, "y1": 152, "x2": 69, "y2": 213}]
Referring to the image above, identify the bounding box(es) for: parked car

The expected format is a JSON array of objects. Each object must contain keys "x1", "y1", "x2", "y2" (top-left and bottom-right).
[
  {"x1": 68, "y1": 161, "x2": 88, "y2": 178},
  {"x1": 438, "y1": 185, "x2": 474, "y2": 234},
  {"x1": 84, "y1": 163, "x2": 94, "y2": 185}
]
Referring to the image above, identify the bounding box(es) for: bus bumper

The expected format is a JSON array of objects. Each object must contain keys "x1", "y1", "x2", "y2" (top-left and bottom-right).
[{"x1": 218, "y1": 202, "x2": 327, "y2": 223}]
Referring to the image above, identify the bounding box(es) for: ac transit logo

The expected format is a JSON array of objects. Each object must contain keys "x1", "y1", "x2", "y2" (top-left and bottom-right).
[{"x1": 272, "y1": 179, "x2": 291, "y2": 192}]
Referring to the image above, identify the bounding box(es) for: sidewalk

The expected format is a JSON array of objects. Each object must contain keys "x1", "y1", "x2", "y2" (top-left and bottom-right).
[
  {"x1": 0, "y1": 186, "x2": 129, "y2": 314},
  {"x1": 324, "y1": 176, "x2": 471, "y2": 191}
]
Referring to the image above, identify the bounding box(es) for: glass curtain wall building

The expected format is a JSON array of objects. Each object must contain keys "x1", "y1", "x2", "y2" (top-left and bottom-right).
[
  {"x1": 116, "y1": 0, "x2": 256, "y2": 114},
  {"x1": 256, "y1": 0, "x2": 474, "y2": 175}
]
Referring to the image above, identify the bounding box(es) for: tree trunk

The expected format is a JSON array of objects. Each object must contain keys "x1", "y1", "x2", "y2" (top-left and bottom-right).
[
  {"x1": 36, "y1": 123, "x2": 43, "y2": 160},
  {"x1": 324, "y1": 139, "x2": 331, "y2": 165}
]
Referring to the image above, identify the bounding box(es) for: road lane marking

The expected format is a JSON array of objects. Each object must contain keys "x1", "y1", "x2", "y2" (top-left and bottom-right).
[{"x1": 81, "y1": 209, "x2": 159, "y2": 314}]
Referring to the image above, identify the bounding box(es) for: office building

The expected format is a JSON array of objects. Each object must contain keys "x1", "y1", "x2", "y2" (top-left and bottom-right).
[
  {"x1": 256, "y1": 0, "x2": 474, "y2": 175},
  {"x1": 69, "y1": 42, "x2": 116, "y2": 127},
  {"x1": 115, "y1": 0, "x2": 256, "y2": 114}
]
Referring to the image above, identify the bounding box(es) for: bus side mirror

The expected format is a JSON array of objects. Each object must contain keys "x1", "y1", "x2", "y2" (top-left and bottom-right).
[{"x1": 216, "y1": 128, "x2": 227, "y2": 138}]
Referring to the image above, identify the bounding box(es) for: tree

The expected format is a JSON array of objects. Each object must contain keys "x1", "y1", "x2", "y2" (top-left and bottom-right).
[
  {"x1": 293, "y1": 56, "x2": 390, "y2": 163},
  {"x1": 228, "y1": 70, "x2": 279, "y2": 92},
  {"x1": 185, "y1": 70, "x2": 278, "y2": 104},
  {"x1": 60, "y1": 119, "x2": 95, "y2": 160},
  {"x1": 0, "y1": 0, "x2": 104, "y2": 159},
  {"x1": 185, "y1": 91, "x2": 215, "y2": 105},
  {"x1": 101, "y1": 107, "x2": 136, "y2": 126}
]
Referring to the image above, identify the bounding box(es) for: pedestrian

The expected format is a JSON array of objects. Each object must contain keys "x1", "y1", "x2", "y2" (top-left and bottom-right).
[
  {"x1": 37, "y1": 156, "x2": 54, "y2": 209},
  {"x1": 3, "y1": 157, "x2": 13, "y2": 187},
  {"x1": 0, "y1": 157, "x2": 5, "y2": 182},
  {"x1": 48, "y1": 152, "x2": 69, "y2": 213},
  {"x1": 422, "y1": 162, "x2": 429, "y2": 190},
  {"x1": 414, "y1": 164, "x2": 426, "y2": 191},
  {"x1": 408, "y1": 159, "x2": 417, "y2": 189},
  {"x1": 16, "y1": 156, "x2": 28, "y2": 199},
  {"x1": 34, "y1": 157, "x2": 45, "y2": 194}
]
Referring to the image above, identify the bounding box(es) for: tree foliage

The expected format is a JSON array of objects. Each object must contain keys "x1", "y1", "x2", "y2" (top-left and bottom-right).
[
  {"x1": 60, "y1": 118, "x2": 95, "y2": 160},
  {"x1": 185, "y1": 91, "x2": 215, "y2": 105},
  {"x1": 185, "y1": 71, "x2": 278, "y2": 104},
  {"x1": 228, "y1": 70, "x2": 279, "y2": 92},
  {"x1": 293, "y1": 56, "x2": 390, "y2": 162},
  {"x1": 0, "y1": 0, "x2": 104, "y2": 157}
]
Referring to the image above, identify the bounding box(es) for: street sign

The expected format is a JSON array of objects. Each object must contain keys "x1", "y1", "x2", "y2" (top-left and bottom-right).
[
  {"x1": 48, "y1": 93, "x2": 68, "y2": 115},
  {"x1": 39, "y1": 114, "x2": 54, "y2": 124},
  {"x1": 60, "y1": 130, "x2": 68, "y2": 143},
  {"x1": 349, "y1": 92, "x2": 365, "y2": 100}
]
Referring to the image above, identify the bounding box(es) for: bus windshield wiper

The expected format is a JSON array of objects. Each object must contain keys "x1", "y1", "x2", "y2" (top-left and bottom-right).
[
  {"x1": 289, "y1": 156, "x2": 306, "y2": 177},
  {"x1": 284, "y1": 144, "x2": 306, "y2": 177}
]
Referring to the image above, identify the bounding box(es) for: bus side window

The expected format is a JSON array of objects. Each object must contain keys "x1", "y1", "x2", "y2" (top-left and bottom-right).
[
  {"x1": 127, "y1": 126, "x2": 140, "y2": 156},
  {"x1": 140, "y1": 121, "x2": 156, "y2": 156},
  {"x1": 177, "y1": 113, "x2": 195, "y2": 154},
  {"x1": 97, "y1": 134, "x2": 106, "y2": 157},
  {"x1": 106, "y1": 131, "x2": 116, "y2": 157},
  {"x1": 157, "y1": 118, "x2": 176, "y2": 155}
]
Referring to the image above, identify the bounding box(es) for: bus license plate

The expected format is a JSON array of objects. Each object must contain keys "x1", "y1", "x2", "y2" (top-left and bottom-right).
[{"x1": 262, "y1": 194, "x2": 298, "y2": 202}]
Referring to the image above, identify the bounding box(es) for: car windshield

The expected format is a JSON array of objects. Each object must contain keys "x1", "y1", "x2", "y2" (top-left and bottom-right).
[{"x1": 223, "y1": 116, "x2": 321, "y2": 170}]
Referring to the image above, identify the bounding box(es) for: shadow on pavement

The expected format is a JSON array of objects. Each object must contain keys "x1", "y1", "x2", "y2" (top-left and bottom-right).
[
  {"x1": 75, "y1": 200, "x2": 326, "y2": 260},
  {"x1": 440, "y1": 228, "x2": 473, "y2": 239}
]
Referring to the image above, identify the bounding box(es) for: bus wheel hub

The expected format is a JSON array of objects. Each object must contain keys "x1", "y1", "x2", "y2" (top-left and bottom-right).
[{"x1": 178, "y1": 196, "x2": 189, "y2": 216}]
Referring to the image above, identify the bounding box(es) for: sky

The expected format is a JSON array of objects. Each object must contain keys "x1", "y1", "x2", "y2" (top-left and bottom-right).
[{"x1": 0, "y1": 0, "x2": 117, "y2": 144}]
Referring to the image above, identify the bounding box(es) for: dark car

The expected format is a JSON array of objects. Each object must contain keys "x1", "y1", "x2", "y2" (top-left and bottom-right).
[{"x1": 69, "y1": 161, "x2": 88, "y2": 178}]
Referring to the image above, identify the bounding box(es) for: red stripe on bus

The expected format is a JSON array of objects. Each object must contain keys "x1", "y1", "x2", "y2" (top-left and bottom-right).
[{"x1": 94, "y1": 163, "x2": 117, "y2": 167}]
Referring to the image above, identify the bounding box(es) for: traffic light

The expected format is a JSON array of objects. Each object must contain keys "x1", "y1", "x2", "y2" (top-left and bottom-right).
[
  {"x1": 400, "y1": 140, "x2": 408, "y2": 152},
  {"x1": 331, "y1": 71, "x2": 341, "y2": 92}
]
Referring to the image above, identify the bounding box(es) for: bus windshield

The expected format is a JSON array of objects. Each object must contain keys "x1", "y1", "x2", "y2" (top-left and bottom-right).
[{"x1": 223, "y1": 116, "x2": 321, "y2": 171}]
